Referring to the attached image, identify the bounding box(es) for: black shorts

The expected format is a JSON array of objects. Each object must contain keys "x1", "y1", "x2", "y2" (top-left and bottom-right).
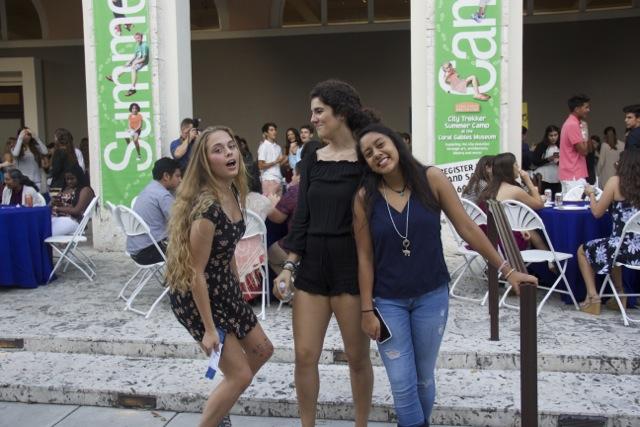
[{"x1": 295, "y1": 234, "x2": 359, "y2": 296}]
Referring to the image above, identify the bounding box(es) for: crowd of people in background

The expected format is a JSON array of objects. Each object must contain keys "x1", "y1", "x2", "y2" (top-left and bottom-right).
[
  {"x1": 0, "y1": 126, "x2": 94, "y2": 237},
  {"x1": 519, "y1": 97, "x2": 640, "y2": 196},
  {"x1": 464, "y1": 94, "x2": 640, "y2": 317}
]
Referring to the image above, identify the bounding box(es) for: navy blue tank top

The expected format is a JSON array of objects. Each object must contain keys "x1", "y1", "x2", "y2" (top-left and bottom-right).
[{"x1": 369, "y1": 191, "x2": 450, "y2": 299}]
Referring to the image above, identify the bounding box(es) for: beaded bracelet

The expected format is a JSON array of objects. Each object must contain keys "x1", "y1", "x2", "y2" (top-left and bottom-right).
[{"x1": 504, "y1": 268, "x2": 516, "y2": 280}]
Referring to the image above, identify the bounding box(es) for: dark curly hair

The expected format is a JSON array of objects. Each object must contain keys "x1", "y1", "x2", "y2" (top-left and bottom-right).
[
  {"x1": 356, "y1": 124, "x2": 439, "y2": 218},
  {"x1": 617, "y1": 149, "x2": 640, "y2": 208},
  {"x1": 309, "y1": 79, "x2": 378, "y2": 134}
]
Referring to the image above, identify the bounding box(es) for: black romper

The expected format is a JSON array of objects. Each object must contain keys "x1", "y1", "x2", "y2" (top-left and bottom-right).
[
  {"x1": 284, "y1": 149, "x2": 365, "y2": 296},
  {"x1": 169, "y1": 202, "x2": 258, "y2": 341}
]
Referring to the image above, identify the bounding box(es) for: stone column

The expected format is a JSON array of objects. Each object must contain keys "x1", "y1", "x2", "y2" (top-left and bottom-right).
[
  {"x1": 410, "y1": 0, "x2": 523, "y2": 179},
  {"x1": 82, "y1": 0, "x2": 193, "y2": 250}
]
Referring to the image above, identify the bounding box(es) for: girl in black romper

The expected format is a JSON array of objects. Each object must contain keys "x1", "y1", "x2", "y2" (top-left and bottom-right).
[{"x1": 274, "y1": 80, "x2": 377, "y2": 427}]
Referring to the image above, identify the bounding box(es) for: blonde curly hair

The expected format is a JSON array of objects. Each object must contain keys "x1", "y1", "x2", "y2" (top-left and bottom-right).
[{"x1": 165, "y1": 126, "x2": 249, "y2": 294}]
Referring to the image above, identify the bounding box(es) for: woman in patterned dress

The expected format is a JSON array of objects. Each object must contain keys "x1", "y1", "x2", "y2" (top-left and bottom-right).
[
  {"x1": 578, "y1": 149, "x2": 640, "y2": 315},
  {"x1": 165, "y1": 126, "x2": 273, "y2": 427}
]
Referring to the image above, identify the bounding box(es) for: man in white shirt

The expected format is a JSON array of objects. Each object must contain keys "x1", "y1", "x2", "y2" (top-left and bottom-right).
[{"x1": 257, "y1": 122, "x2": 286, "y2": 196}]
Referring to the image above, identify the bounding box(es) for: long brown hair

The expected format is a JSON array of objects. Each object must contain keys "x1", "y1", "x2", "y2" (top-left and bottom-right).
[
  {"x1": 15, "y1": 128, "x2": 42, "y2": 164},
  {"x1": 618, "y1": 149, "x2": 640, "y2": 208},
  {"x1": 478, "y1": 152, "x2": 518, "y2": 203},
  {"x1": 165, "y1": 126, "x2": 248, "y2": 294},
  {"x1": 463, "y1": 155, "x2": 494, "y2": 198},
  {"x1": 54, "y1": 128, "x2": 79, "y2": 165}
]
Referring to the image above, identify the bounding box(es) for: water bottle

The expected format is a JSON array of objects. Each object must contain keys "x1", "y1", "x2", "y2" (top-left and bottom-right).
[{"x1": 278, "y1": 280, "x2": 293, "y2": 303}]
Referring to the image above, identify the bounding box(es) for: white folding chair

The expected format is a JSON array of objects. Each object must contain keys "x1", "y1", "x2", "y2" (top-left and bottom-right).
[
  {"x1": 446, "y1": 198, "x2": 490, "y2": 304},
  {"x1": 117, "y1": 205, "x2": 168, "y2": 318},
  {"x1": 499, "y1": 200, "x2": 579, "y2": 315},
  {"x1": 564, "y1": 185, "x2": 602, "y2": 201},
  {"x1": 235, "y1": 209, "x2": 269, "y2": 320},
  {"x1": 105, "y1": 203, "x2": 163, "y2": 306},
  {"x1": 46, "y1": 196, "x2": 99, "y2": 283},
  {"x1": 598, "y1": 210, "x2": 640, "y2": 326}
]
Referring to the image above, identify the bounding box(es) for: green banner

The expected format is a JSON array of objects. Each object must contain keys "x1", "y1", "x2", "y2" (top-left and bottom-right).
[
  {"x1": 93, "y1": 0, "x2": 155, "y2": 205},
  {"x1": 435, "y1": 0, "x2": 501, "y2": 193}
]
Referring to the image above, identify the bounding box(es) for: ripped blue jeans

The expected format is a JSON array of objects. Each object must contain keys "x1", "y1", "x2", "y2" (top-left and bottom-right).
[{"x1": 375, "y1": 285, "x2": 449, "y2": 427}]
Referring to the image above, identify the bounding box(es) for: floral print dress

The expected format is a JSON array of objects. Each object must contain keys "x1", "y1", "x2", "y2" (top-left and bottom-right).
[
  {"x1": 169, "y1": 202, "x2": 258, "y2": 341},
  {"x1": 584, "y1": 200, "x2": 640, "y2": 275}
]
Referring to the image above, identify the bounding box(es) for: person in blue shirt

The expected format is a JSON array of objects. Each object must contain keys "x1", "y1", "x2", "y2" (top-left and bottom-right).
[
  {"x1": 353, "y1": 124, "x2": 536, "y2": 427},
  {"x1": 127, "y1": 157, "x2": 181, "y2": 265},
  {"x1": 170, "y1": 118, "x2": 199, "y2": 173}
]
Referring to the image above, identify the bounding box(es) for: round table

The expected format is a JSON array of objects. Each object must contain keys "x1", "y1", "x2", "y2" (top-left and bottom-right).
[
  {"x1": 0, "y1": 205, "x2": 53, "y2": 288},
  {"x1": 538, "y1": 203, "x2": 639, "y2": 304}
]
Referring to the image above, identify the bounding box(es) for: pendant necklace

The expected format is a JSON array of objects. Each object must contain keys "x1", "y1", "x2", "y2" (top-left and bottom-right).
[
  {"x1": 383, "y1": 178, "x2": 407, "y2": 197},
  {"x1": 382, "y1": 182, "x2": 411, "y2": 256}
]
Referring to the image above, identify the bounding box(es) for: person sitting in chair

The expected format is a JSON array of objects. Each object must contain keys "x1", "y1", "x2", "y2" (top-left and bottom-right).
[
  {"x1": 2, "y1": 169, "x2": 45, "y2": 206},
  {"x1": 266, "y1": 164, "x2": 301, "y2": 279},
  {"x1": 127, "y1": 157, "x2": 181, "y2": 265},
  {"x1": 51, "y1": 165, "x2": 94, "y2": 236}
]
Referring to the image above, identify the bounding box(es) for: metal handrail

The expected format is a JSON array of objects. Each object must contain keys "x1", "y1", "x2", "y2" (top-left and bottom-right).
[{"x1": 486, "y1": 199, "x2": 538, "y2": 427}]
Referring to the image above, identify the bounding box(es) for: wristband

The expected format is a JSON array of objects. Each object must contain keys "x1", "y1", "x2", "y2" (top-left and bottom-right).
[
  {"x1": 282, "y1": 260, "x2": 297, "y2": 273},
  {"x1": 497, "y1": 260, "x2": 509, "y2": 277}
]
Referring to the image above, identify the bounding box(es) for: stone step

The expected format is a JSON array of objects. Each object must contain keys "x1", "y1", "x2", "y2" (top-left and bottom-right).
[
  {"x1": 4, "y1": 332, "x2": 639, "y2": 376},
  {"x1": 0, "y1": 350, "x2": 637, "y2": 426}
]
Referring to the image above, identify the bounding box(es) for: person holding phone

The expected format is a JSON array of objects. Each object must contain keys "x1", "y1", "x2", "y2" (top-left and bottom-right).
[
  {"x1": 532, "y1": 125, "x2": 561, "y2": 197},
  {"x1": 170, "y1": 118, "x2": 199, "y2": 173},
  {"x1": 353, "y1": 124, "x2": 537, "y2": 427}
]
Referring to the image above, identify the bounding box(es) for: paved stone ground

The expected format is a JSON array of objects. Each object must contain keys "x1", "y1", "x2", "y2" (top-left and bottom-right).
[
  {"x1": 0, "y1": 402, "x2": 401, "y2": 427},
  {"x1": 2, "y1": 234, "x2": 637, "y2": 371}
]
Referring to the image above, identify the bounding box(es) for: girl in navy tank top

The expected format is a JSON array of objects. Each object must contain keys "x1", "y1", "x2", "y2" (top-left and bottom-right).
[{"x1": 353, "y1": 124, "x2": 536, "y2": 427}]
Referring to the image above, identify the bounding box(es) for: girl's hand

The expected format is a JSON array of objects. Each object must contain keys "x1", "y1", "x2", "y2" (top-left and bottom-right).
[
  {"x1": 519, "y1": 169, "x2": 530, "y2": 182},
  {"x1": 584, "y1": 185, "x2": 595, "y2": 197},
  {"x1": 272, "y1": 269, "x2": 292, "y2": 300},
  {"x1": 267, "y1": 193, "x2": 281, "y2": 207},
  {"x1": 507, "y1": 270, "x2": 538, "y2": 296},
  {"x1": 201, "y1": 328, "x2": 220, "y2": 356},
  {"x1": 361, "y1": 311, "x2": 380, "y2": 341}
]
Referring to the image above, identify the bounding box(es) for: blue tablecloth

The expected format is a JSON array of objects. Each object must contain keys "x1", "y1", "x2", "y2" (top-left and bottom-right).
[
  {"x1": 538, "y1": 204, "x2": 639, "y2": 304},
  {"x1": 0, "y1": 205, "x2": 52, "y2": 288}
]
